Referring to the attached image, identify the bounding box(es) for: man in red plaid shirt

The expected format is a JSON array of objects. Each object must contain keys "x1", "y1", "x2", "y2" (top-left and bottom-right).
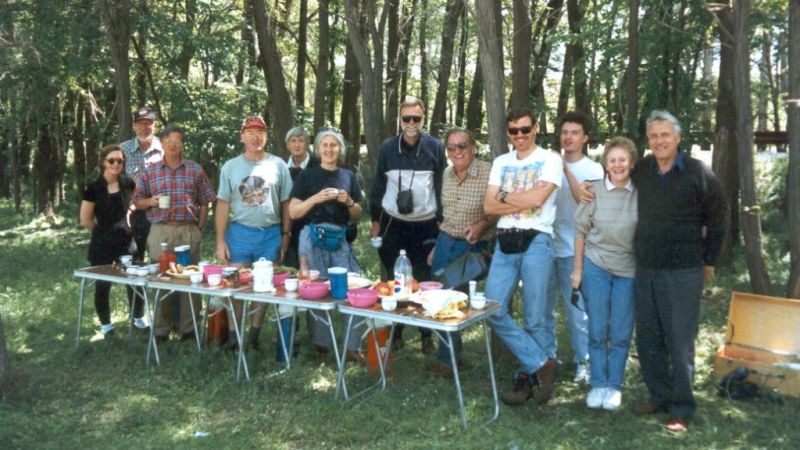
[{"x1": 134, "y1": 125, "x2": 216, "y2": 341}]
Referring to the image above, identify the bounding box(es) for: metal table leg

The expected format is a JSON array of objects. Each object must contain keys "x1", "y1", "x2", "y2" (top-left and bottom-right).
[{"x1": 236, "y1": 300, "x2": 250, "y2": 381}]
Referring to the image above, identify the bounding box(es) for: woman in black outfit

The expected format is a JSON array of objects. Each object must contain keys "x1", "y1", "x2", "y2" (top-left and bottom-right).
[{"x1": 79, "y1": 144, "x2": 141, "y2": 337}]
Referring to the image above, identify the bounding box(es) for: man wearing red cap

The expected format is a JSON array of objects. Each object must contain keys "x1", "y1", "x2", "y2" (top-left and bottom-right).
[{"x1": 215, "y1": 116, "x2": 293, "y2": 349}]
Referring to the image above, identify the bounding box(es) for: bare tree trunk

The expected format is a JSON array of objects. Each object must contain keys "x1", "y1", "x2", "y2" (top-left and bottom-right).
[
  {"x1": 386, "y1": 0, "x2": 418, "y2": 135},
  {"x1": 473, "y1": 0, "x2": 506, "y2": 157},
  {"x1": 236, "y1": 0, "x2": 256, "y2": 86},
  {"x1": 465, "y1": 49, "x2": 483, "y2": 131},
  {"x1": 418, "y1": 0, "x2": 429, "y2": 108},
  {"x1": 455, "y1": 6, "x2": 468, "y2": 127},
  {"x1": 430, "y1": 0, "x2": 464, "y2": 136},
  {"x1": 733, "y1": 0, "x2": 772, "y2": 294},
  {"x1": 557, "y1": 0, "x2": 585, "y2": 119},
  {"x1": 757, "y1": 36, "x2": 771, "y2": 152},
  {"x1": 252, "y1": 0, "x2": 295, "y2": 158},
  {"x1": 530, "y1": 0, "x2": 564, "y2": 107},
  {"x1": 135, "y1": 0, "x2": 149, "y2": 106},
  {"x1": 700, "y1": 44, "x2": 713, "y2": 149},
  {"x1": 313, "y1": 0, "x2": 329, "y2": 132},
  {"x1": 340, "y1": 38, "x2": 361, "y2": 169},
  {"x1": 787, "y1": 0, "x2": 800, "y2": 298},
  {"x1": 572, "y1": 1, "x2": 588, "y2": 114},
  {"x1": 33, "y1": 122, "x2": 58, "y2": 217},
  {"x1": 625, "y1": 0, "x2": 640, "y2": 146},
  {"x1": 384, "y1": 0, "x2": 400, "y2": 137},
  {"x1": 510, "y1": 0, "x2": 531, "y2": 111},
  {"x1": 97, "y1": 0, "x2": 133, "y2": 142},
  {"x1": 296, "y1": 0, "x2": 308, "y2": 109}
]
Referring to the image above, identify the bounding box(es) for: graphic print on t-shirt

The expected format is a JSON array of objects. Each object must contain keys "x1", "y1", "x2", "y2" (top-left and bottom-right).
[
  {"x1": 238, "y1": 175, "x2": 269, "y2": 206},
  {"x1": 499, "y1": 161, "x2": 545, "y2": 220}
]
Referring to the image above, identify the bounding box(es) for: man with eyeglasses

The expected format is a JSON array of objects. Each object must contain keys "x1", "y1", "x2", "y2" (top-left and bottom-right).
[
  {"x1": 426, "y1": 127, "x2": 495, "y2": 376},
  {"x1": 133, "y1": 125, "x2": 216, "y2": 342},
  {"x1": 215, "y1": 116, "x2": 293, "y2": 350},
  {"x1": 121, "y1": 105, "x2": 164, "y2": 332},
  {"x1": 546, "y1": 111, "x2": 604, "y2": 384},
  {"x1": 483, "y1": 107, "x2": 564, "y2": 406},
  {"x1": 370, "y1": 96, "x2": 446, "y2": 355}
]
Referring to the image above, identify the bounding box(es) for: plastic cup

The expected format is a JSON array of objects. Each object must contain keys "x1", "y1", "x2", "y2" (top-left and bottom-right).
[
  {"x1": 370, "y1": 237, "x2": 383, "y2": 248},
  {"x1": 158, "y1": 195, "x2": 170, "y2": 209},
  {"x1": 120, "y1": 255, "x2": 133, "y2": 267},
  {"x1": 284, "y1": 278, "x2": 299, "y2": 292},
  {"x1": 381, "y1": 298, "x2": 397, "y2": 311},
  {"x1": 207, "y1": 274, "x2": 222, "y2": 287},
  {"x1": 328, "y1": 267, "x2": 348, "y2": 299}
]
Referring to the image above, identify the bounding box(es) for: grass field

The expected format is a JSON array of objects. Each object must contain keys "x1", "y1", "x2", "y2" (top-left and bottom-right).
[{"x1": 1, "y1": 198, "x2": 799, "y2": 449}]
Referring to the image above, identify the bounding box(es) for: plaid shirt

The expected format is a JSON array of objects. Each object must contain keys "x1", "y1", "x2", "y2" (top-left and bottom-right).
[
  {"x1": 134, "y1": 158, "x2": 216, "y2": 224},
  {"x1": 439, "y1": 158, "x2": 494, "y2": 240},
  {"x1": 121, "y1": 136, "x2": 164, "y2": 186}
]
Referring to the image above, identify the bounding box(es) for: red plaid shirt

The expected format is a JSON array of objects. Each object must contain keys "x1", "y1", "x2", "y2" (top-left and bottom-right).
[{"x1": 134, "y1": 158, "x2": 216, "y2": 224}]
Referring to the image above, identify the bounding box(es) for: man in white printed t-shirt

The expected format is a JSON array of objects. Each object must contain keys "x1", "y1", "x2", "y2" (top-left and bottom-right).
[
  {"x1": 546, "y1": 111, "x2": 605, "y2": 384},
  {"x1": 483, "y1": 107, "x2": 563, "y2": 407}
]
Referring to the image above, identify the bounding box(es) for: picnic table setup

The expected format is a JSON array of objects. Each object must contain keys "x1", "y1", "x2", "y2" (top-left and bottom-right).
[{"x1": 73, "y1": 262, "x2": 500, "y2": 428}]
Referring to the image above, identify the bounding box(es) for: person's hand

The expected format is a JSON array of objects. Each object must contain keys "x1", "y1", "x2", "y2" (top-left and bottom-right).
[
  {"x1": 312, "y1": 188, "x2": 338, "y2": 205},
  {"x1": 464, "y1": 219, "x2": 488, "y2": 244},
  {"x1": 370, "y1": 221, "x2": 381, "y2": 238},
  {"x1": 577, "y1": 181, "x2": 595, "y2": 204},
  {"x1": 336, "y1": 189, "x2": 350, "y2": 205},
  {"x1": 570, "y1": 270, "x2": 582, "y2": 289},
  {"x1": 704, "y1": 265, "x2": 715, "y2": 284},
  {"x1": 216, "y1": 240, "x2": 230, "y2": 263}
]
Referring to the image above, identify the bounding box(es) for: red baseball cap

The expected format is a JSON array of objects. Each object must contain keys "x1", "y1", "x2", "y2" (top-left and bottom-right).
[{"x1": 240, "y1": 116, "x2": 267, "y2": 132}]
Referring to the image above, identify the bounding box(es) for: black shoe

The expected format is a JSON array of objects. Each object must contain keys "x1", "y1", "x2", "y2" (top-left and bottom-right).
[{"x1": 421, "y1": 336, "x2": 436, "y2": 355}]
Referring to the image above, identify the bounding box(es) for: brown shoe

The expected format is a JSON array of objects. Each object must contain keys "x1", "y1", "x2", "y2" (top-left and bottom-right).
[
  {"x1": 665, "y1": 417, "x2": 689, "y2": 433},
  {"x1": 428, "y1": 362, "x2": 453, "y2": 378},
  {"x1": 421, "y1": 336, "x2": 436, "y2": 355},
  {"x1": 633, "y1": 402, "x2": 665, "y2": 415},
  {"x1": 533, "y1": 358, "x2": 559, "y2": 404},
  {"x1": 502, "y1": 373, "x2": 533, "y2": 406}
]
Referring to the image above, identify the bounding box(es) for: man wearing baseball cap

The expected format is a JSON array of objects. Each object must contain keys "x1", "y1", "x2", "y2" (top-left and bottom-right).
[
  {"x1": 121, "y1": 105, "x2": 163, "y2": 331},
  {"x1": 215, "y1": 115, "x2": 293, "y2": 349}
]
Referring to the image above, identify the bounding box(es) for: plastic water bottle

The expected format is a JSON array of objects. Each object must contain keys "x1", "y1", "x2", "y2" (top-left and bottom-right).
[{"x1": 393, "y1": 249, "x2": 413, "y2": 300}]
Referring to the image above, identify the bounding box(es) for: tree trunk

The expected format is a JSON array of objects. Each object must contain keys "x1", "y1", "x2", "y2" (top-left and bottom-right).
[
  {"x1": 454, "y1": 6, "x2": 468, "y2": 127},
  {"x1": 465, "y1": 49, "x2": 483, "y2": 131},
  {"x1": 418, "y1": 0, "x2": 429, "y2": 109},
  {"x1": 430, "y1": 0, "x2": 464, "y2": 137},
  {"x1": 236, "y1": 0, "x2": 256, "y2": 87},
  {"x1": 97, "y1": 0, "x2": 133, "y2": 142},
  {"x1": 530, "y1": 0, "x2": 564, "y2": 111},
  {"x1": 756, "y1": 35, "x2": 770, "y2": 152},
  {"x1": 572, "y1": 1, "x2": 588, "y2": 114},
  {"x1": 386, "y1": 0, "x2": 418, "y2": 135},
  {"x1": 33, "y1": 121, "x2": 58, "y2": 217},
  {"x1": 135, "y1": 0, "x2": 149, "y2": 106},
  {"x1": 700, "y1": 44, "x2": 714, "y2": 149},
  {"x1": 340, "y1": 38, "x2": 361, "y2": 169},
  {"x1": 74, "y1": 92, "x2": 87, "y2": 205},
  {"x1": 473, "y1": 0, "x2": 506, "y2": 157},
  {"x1": 510, "y1": 0, "x2": 531, "y2": 111},
  {"x1": 625, "y1": 0, "x2": 640, "y2": 146},
  {"x1": 0, "y1": 311, "x2": 13, "y2": 397},
  {"x1": 313, "y1": 0, "x2": 330, "y2": 132},
  {"x1": 252, "y1": 0, "x2": 295, "y2": 158},
  {"x1": 732, "y1": 0, "x2": 772, "y2": 294},
  {"x1": 296, "y1": 0, "x2": 308, "y2": 109},
  {"x1": 383, "y1": 0, "x2": 400, "y2": 137},
  {"x1": 787, "y1": 0, "x2": 800, "y2": 298}
]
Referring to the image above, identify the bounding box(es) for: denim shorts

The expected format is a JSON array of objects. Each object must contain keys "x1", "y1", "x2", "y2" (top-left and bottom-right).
[{"x1": 225, "y1": 222, "x2": 281, "y2": 264}]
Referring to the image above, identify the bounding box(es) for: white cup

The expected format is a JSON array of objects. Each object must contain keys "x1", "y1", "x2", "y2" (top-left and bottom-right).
[
  {"x1": 470, "y1": 293, "x2": 487, "y2": 310},
  {"x1": 190, "y1": 273, "x2": 203, "y2": 284},
  {"x1": 120, "y1": 255, "x2": 133, "y2": 267},
  {"x1": 136, "y1": 267, "x2": 149, "y2": 277},
  {"x1": 382, "y1": 297, "x2": 397, "y2": 311},
  {"x1": 371, "y1": 237, "x2": 383, "y2": 248},
  {"x1": 126, "y1": 266, "x2": 138, "y2": 275},
  {"x1": 158, "y1": 195, "x2": 170, "y2": 209},
  {"x1": 284, "y1": 278, "x2": 299, "y2": 292},
  {"x1": 207, "y1": 274, "x2": 222, "y2": 287}
]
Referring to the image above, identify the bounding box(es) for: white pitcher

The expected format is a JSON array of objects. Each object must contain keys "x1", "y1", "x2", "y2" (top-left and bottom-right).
[{"x1": 252, "y1": 258, "x2": 274, "y2": 292}]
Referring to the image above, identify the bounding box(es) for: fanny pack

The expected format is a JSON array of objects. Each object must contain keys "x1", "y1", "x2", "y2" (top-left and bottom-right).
[
  {"x1": 496, "y1": 228, "x2": 539, "y2": 254},
  {"x1": 309, "y1": 223, "x2": 347, "y2": 252}
]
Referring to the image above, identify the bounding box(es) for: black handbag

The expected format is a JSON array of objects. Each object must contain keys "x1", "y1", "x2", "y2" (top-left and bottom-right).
[{"x1": 437, "y1": 250, "x2": 490, "y2": 290}]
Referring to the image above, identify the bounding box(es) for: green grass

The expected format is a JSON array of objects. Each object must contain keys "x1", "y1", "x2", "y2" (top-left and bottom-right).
[{"x1": 1, "y1": 198, "x2": 799, "y2": 449}]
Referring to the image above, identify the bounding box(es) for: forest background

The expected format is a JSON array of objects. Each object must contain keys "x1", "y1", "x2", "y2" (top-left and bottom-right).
[{"x1": 0, "y1": 1, "x2": 799, "y2": 447}]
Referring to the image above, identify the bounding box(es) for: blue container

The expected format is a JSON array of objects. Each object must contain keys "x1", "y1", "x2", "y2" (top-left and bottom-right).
[
  {"x1": 328, "y1": 267, "x2": 348, "y2": 299},
  {"x1": 275, "y1": 317, "x2": 294, "y2": 363},
  {"x1": 174, "y1": 244, "x2": 191, "y2": 266}
]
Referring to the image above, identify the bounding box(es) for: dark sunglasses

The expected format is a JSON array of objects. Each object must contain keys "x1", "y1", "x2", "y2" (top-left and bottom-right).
[
  {"x1": 401, "y1": 115, "x2": 423, "y2": 123},
  {"x1": 105, "y1": 158, "x2": 125, "y2": 165},
  {"x1": 507, "y1": 126, "x2": 534, "y2": 135},
  {"x1": 446, "y1": 141, "x2": 471, "y2": 151}
]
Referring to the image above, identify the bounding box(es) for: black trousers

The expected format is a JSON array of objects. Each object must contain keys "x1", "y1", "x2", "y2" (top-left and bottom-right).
[
  {"x1": 378, "y1": 214, "x2": 438, "y2": 340},
  {"x1": 634, "y1": 266, "x2": 703, "y2": 419}
]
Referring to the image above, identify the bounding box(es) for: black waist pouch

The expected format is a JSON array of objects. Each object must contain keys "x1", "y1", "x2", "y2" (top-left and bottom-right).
[{"x1": 497, "y1": 228, "x2": 539, "y2": 254}]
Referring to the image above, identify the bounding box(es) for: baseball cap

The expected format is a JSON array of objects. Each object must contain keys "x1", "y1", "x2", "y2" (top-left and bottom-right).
[
  {"x1": 133, "y1": 106, "x2": 156, "y2": 122},
  {"x1": 240, "y1": 116, "x2": 267, "y2": 132}
]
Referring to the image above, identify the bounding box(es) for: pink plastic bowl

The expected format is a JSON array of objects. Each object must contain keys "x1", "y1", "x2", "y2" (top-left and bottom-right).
[
  {"x1": 203, "y1": 264, "x2": 223, "y2": 283},
  {"x1": 273, "y1": 271, "x2": 291, "y2": 286},
  {"x1": 419, "y1": 281, "x2": 444, "y2": 291},
  {"x1": 298, "y1": 282, "x2": 330, "y2": 300},
  {"x1": 347, "y1": 288, "x2": 378, "y2": 308}
]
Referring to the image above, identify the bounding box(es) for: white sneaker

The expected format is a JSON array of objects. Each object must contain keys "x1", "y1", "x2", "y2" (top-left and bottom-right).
[
  {"x1": 574, "y1": 362, "x2": 590, "y2": 383},
  {"x1": 100, "y1": 323, "x2": 114, "y2": 335},
  {"x1": 602, "y1": 389, "x2": 622, "y2": 411},
  {"x1": 586, "y1": 387, "x2": 606, "y2": 409}
]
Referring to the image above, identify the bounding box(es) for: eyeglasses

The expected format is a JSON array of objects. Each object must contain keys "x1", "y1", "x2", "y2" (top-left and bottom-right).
[
  {"x1": 244, "y1": 130, "x2": 267, "y2": 137},
  {"x1": 401, "y1": 115, "x2": 423, "y2": 123},
  {"x1": 105, "y1": 158, "x2": 125, "y2": 165},
  {"x1": 446, "y1": 142, "x2": 471, "y2": 151},
  {"x1": 507, "y1": 126, "x2": 534, "y2": 135}
]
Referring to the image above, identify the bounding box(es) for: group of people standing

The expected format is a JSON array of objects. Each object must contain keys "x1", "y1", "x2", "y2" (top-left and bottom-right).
[{"x1": 79, "y1": 98, "x2": 724, "y2": 434}]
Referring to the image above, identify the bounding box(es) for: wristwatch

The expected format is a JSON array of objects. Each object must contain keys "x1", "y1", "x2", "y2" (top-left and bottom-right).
[
  {"x1": 498, "y1": 190, "x2": 508, "y2": 203},
  {"x1": 282, "y1": 231, "x2": 291, "y2": 237}
]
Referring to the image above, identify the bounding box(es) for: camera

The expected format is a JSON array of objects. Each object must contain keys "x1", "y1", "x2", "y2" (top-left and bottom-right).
[{"x1": 397, "y1": 190, "x2": 414, "y2": 214}]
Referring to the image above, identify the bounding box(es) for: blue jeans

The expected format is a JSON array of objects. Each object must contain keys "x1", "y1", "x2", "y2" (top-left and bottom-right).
[
  {"x1": 430, "y1": 232, "x2": 488, "y2": 366},
  {"x1": 582, "y1": 258, "x2": 634, "y2": 390},
  {"x1": 225, "y1": 222, "x2": 281, "y2": 264},
  {"x1": 485, "y1": 232, "x2": 554, "y2": 375},
  {"x1": 545, "y1": 256, "x2": 589, "y2": 363}
]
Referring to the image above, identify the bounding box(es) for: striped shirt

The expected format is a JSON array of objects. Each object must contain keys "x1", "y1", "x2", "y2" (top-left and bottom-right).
[
  {"x1": 439, "y1": 159, "x2": 494, "y2": 240},
  {"x1": 121, "y1": 136, "x2": 164, "y2": 186},
  {"x1": 134, "y1": 158, "x2": 216, "y2": 224}
]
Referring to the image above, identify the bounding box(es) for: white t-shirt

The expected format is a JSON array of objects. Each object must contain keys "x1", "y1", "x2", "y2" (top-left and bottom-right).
[
  {"x1": 553, "y1": 156, "x2": 604, "y2": 257},
  {"x1": 488, "y1": 147, "x2": 563, "y2": 235}
]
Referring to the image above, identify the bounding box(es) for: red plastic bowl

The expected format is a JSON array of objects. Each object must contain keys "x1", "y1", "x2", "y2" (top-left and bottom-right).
[
  {"x1": 419, "y1": 281, "x2": 444, "y2": 291},
  {"x1": 298, "y1": 282, "x2": 330, "y2": 300},
  {"x1": 273, "y1": 271, "x2": 291, "y2": 286},
  {"x1": 347, "y1": 288, "x2": 378, "y2": 308}
]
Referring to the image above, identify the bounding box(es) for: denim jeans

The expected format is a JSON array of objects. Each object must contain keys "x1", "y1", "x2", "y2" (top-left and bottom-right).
[
  {"x1": 545, "y1": 256, "x2": 589, "y2": 363},
  {"x1": 430, "y1": 232, "x2": 489, "y2": 366},
  {"x1": 485, "y1": 232, "x2": 554, "y2": 375},
  {"x1": 582, "y1": 258, "x2": 635, "y2": 390}
]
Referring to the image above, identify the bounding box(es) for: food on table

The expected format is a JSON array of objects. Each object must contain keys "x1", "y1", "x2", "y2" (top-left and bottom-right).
[{"x1": 372, "y1": 279, "x2": 419, "y2": 297}]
